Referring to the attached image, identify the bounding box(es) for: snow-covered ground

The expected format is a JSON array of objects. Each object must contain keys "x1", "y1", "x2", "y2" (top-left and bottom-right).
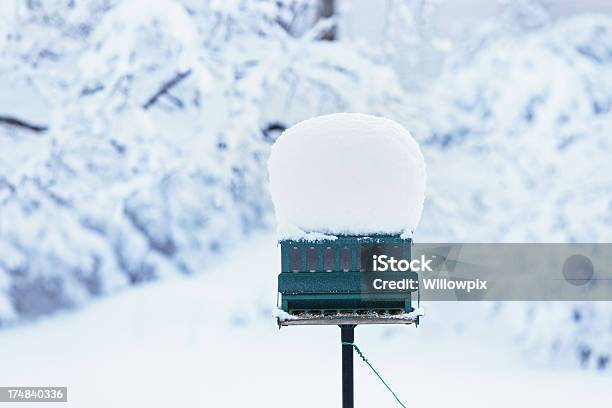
[{"x1": 0, "y1": 234, "x2": 609, "y2": 408}]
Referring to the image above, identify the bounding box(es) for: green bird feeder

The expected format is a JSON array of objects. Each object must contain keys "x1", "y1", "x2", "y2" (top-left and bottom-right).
[
  {"x1": 268, "y1": 113, "x2": 427, "y2": 408},
  {"x1": 276, "y1": 235, "x2": 420, "y2": 327}
]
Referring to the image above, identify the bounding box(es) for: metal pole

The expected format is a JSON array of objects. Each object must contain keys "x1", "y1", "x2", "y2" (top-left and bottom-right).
[{"x1": 340, "y1": 324, "x2": 355, "y2": 408}]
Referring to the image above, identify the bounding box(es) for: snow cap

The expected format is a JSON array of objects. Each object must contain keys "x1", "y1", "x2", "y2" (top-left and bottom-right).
[{"x1": 268, "y1": 113, "x2": 426, "y2": 240}]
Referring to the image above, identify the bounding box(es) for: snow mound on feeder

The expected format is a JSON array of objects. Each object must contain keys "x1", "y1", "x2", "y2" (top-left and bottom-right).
[{"x1": 268, "y1": 113, "x2": 426, "y2": 240}]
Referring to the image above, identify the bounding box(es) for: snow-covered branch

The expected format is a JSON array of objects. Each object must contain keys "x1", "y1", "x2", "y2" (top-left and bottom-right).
[
  {"x1": 142, "y1": 70, "x2": 193, "y2": 110},
  {"x1": 0, "y1": 116, "x2": 48, "y2": 133}
]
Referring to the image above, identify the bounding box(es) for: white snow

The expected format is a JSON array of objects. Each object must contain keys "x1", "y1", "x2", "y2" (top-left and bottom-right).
[
  {"x1": 268, "y1": 113, "x2": 426, "y2": 239},
  {"x1": 272, "y1": 308, "x2": 299, "y2": 321},
  {"x1": 392, "y1": 307, "x2": 426, "y2": 320}
]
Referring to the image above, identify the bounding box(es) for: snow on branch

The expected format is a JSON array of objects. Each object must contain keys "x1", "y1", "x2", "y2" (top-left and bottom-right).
[
  {"x1": 0, "y1": 115, "x2": 48, "y2": 133},
  {"x1": 142, "y1": 70, "x2": 192, "y2": 110}
]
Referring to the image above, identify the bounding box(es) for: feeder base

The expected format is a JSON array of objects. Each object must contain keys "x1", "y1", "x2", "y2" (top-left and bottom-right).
[{"x1": 276, "y1": 309, "x2": 422, "y2": 327}]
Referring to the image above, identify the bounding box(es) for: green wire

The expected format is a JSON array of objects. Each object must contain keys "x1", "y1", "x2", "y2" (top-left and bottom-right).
[{"x1": 341, "y1": 341, "x2": 407, "y2": 408}]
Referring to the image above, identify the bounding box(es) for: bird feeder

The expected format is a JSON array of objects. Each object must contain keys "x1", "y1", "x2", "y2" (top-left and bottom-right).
[
  {"x1": 268, "y1": 113, "x2": 426, "y2": 408},
  {"x1": 277, "y1": 235, "x2": 420, "y2": 326}
]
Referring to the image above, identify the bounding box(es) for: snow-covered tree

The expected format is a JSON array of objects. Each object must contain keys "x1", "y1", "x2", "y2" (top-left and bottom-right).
[
  {"x1": 0, "y1": 0, "x2": 407, "y2": 323},
  {"x1": 1, "y1": 0, "x2": 610, "y2": 373},
  {"x1": 415, "y1": 13, "x2": 612, "y2": 371}
]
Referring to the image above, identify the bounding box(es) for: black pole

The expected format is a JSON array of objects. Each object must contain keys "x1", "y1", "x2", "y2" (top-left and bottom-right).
[{"x1": 340, "y1": 324, "x2": 355, "y2": 408}]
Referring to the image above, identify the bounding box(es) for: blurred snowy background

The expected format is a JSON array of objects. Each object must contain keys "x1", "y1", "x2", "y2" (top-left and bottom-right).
[{"x1": 0, "y1": 0, "x2": 611, "y2": 405}]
